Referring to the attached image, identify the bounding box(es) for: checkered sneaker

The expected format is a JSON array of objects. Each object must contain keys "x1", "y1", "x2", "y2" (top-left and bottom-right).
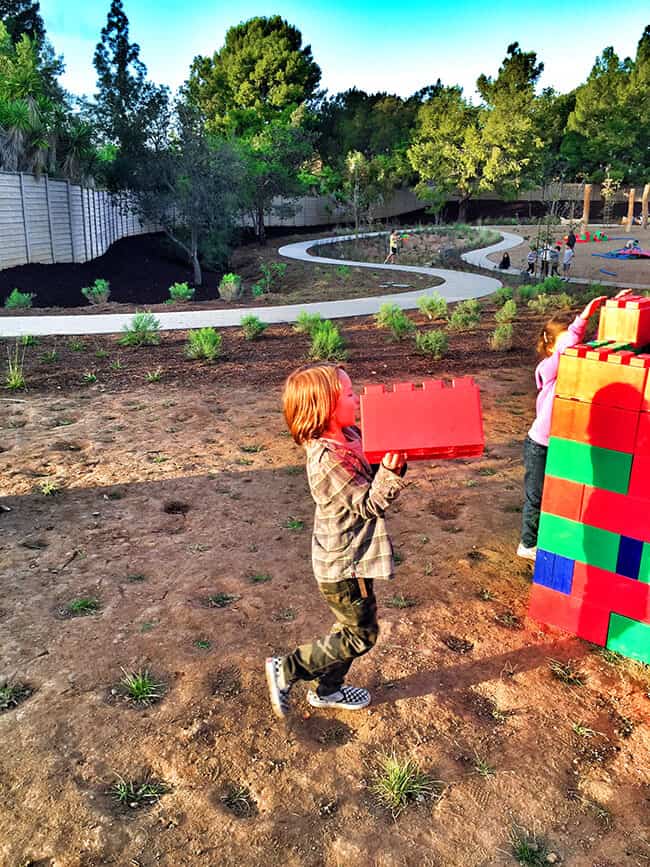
[
  {"x1": 265, "y1": 656, "x2": 291, "y2": 718},
  {"x1": 307, "y1": 685, "x2": 371, "y2": 710}
]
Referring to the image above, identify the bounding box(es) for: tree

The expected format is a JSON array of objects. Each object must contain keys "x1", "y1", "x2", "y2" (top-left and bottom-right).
[
  {"x1": 332, "y1": 151, "x2": 401, "y2": 237},
  {"x1": 132, "y1": 100, "x2": 245, "y2": 286},
  {"x1": 0, "y1": 0, "x2": 44, "y2": 45},
  {"x1": 187, "y1": 15, "x2": 321, "y2": 135}
]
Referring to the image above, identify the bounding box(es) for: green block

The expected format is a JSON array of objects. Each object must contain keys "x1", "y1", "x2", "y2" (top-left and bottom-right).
[
  {"x1": 639, "y1": 543, "x2": 650, "y2": 584},
  {"x1": 546, "y1": 437, "x2": 632, "y2": 494},
  {"x1": 607, "y1": 613, "x2": 650, "y2": 664},
  {"x1": 538, "y1": 513, "x2": 620, "y2": 572}
]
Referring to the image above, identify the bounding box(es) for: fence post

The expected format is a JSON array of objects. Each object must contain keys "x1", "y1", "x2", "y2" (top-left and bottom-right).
[
  {"x1": 626, "y1": 188, "x2": 636, "y2": 232},
  {"x1": 66, "y1": 180, "x2": 76, "y2": 262},
  {"x1": 81, "y1": 187, "x2": 89, "y2": 261},
  {"x1": 93, "y1": 189, "x2": 99, "y2": 258},
  {"x1": 44, "y1": 174, "x2": 56, "y2": 263},
  {"x1": 642, "y1": 183, "x2": 650, "y2": 230},
  {"x1": 18, "y1": 172, "x2": 31, "y2": 264}
]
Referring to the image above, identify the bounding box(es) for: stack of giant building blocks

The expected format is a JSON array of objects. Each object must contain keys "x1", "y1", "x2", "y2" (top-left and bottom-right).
[
  {"x1": 529, "y1": 294, "x2": 650, "y2": 663},
  {"x1": 360, "y1": 377, "x2": 484, "y2": 463}
]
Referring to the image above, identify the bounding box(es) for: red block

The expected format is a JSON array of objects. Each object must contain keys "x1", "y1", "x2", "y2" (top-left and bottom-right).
[
  {"x1": 629, "y1": 455, "x2": 650, "y2": 500},
  {"x1": 598, "y1": 296, "x2": 650, "y2": 348},
  {"x1": 635, "y1": 413, "x2": 650, "y2": 456},
  {"x1": 528, "y1": 583, "x2": 610, "y2": 645},
  {"x1": 555, "y1": 355, "x2": 648, "y2": 409},
  {"x1": 581, "y1": 485, "x2": 650, "y2": 538},
  {"x1": 360, "y1": 377, "x2": 484, "y2": 462},
  {"x1": 571, "y1": 562, "x2": 650, "y2": 623},
  {"x1": 541, "y1": 475, "x2": 584, "y2": 522},
  {"x1": 550, "y1": 397, "x2": 639, "y2": 452}
]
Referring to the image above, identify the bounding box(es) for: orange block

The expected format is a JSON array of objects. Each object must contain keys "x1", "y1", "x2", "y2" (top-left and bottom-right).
[
  {"x1": 550, "y1": 397, "x2": 639, "y2": 452},
  {"x1": 555, "y1": 355, "x2": 648, "y2": 409},
  {"x1": 541, "y1": 475, "x2": 584, "y2": 522},
  {"x1": 597, "y1": 297, "x2": 650, "y2": 347}
]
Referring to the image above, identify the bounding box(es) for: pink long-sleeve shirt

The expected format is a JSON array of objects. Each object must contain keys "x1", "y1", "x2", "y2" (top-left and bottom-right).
[{"x1": 528, "y1": 315, "x2": 587, "y2": 447}]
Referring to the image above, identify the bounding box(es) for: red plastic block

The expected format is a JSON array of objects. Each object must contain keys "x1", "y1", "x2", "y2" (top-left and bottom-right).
[
  {"x1": 541, "y1": 475, "x2": 584, "y2": 522},
  {"x1": 629, "y1": 455, "x2": 650, "y2": 499},
  {"x1": 564, "y1": 345, "x2": 590, "y2": 358},
  {"x1": 581, "y1": 485, "x2": 650, "y2": 539},
  {"x1": 528, "y1": 583, "x2": 610, "y2": 645},
  {"x1": 550, "y1": 397, "x2": 639, "y2": 452},
  {"x1": 555, "y1": 355, "x2": 648, "y2": 409},
  {"x1": 644, "y1": 370, "x2": 650, "y2": 412},
  {"x1": 630, "y1": 354, "x2": 650, "y2": 369},
  {"x1": 360, "y1": 377, "x2": 484, "y2": 462},
  {"x1": 571, "y1": 562, "x2": 650, "y2": 623},
  {"x1": 635, "y1": 413, "x2": 650, "y2": 456}
]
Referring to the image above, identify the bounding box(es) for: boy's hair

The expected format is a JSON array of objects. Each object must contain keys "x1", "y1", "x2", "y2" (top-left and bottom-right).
[
  {"x1": 283, "y1": 362, "x2": 345, "y2": 444},
  {"x1": 536, "y1": 314, "x2": 573, "y2": 359}
]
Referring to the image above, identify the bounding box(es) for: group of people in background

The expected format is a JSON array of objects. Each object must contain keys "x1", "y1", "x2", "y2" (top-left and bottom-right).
[{"x1": 526, "y1": 228, "x2": 576, "y2": 281}]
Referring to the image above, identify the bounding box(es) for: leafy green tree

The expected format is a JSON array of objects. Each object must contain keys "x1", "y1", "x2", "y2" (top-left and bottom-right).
[
  {"x1": 188, "y1": 15, "x2": 321, "y2": 136},
  {"x1": 333, "y1": 150, "x2": 401, "y2": 237},
  {"x1": 0, "y1": 0, "x2": 44, "y2": 45}
]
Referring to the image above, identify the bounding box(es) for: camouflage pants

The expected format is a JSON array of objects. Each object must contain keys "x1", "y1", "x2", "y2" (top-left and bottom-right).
[{"x1": 282, "y1": 578, "x2": 378, "y2": 697}]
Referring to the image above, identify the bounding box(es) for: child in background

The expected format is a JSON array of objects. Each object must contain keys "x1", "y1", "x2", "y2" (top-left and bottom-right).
[
  {"x1": 526, "y1": 248, "x2": 537, "y2": 275},
  {"x1": 550, "y1": 245, "x2": 561, "y2": 277},
  {"x1": 266, "y1": 363, "x2": 407, "y2": 718},
  {"x1": 562, "y1": 245, "x2": 574, "y2": 280},
  {"x1": 384, "y1": 229, "x2": 400, "y2": 264}
]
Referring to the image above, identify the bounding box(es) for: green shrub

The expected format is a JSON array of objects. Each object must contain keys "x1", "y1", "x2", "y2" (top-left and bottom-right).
[
  {"x1": 219, "y1": 272, "x2": 241, "y2": 301},
  {"x1": 119, "y1": 311, "x2": 161, "y2": 346},
  {"x1": 517, "y1": 285, "x2": 539, "y2": 302},
  {"x1": 4, "y1": 288, "x2": 34, "y2": 309},
  {"x1": 528, "y1": 293, "x2": 572, "y2": 314},
  {"x1": 185, "y1": 327, "x2": 222, "y2": 361},
  {"x1": 240, "y1": 314, "x2": 267, "y2": 340},
  {"x1": 495, "y1": 299, "x2": 517, "y2": 324},
  {"x1": 168, "y1": 281, "x2": 194, "y2": 303},
  {"x1": 336, "y1": 264, "x2": 351, "y2": 280},
  {"x1": 259, "y1": 262, "x2": 287, "y2": 293},
  {"x1": 489, "y1": 323, "x2": 514, "y2": 351},
  {"x1": 375, "y1": 303, "x2": 414, "y2": 340},
  {"x1": 309, "y1": 320, "x2": 346, "y2": 361},
  {"x1": 81, "y1": 278, "x2": 110, "y2": 305},
  {"x1": 414, "y1": 329, "x2": 448, "y2": 359},
  {"x1": 417, "y1": 292, "x2": 447, "y2": 320},
  {"x1": 580, "y1": 282, "x2": 607, "y2": 302},
  {"x1": 495, "y1": 286, "x2": 513, "y2": 304},
  {"x1": 293, "y1": 311, "x2": 323, "y2": 336},
  {"x1": 5, "y1": 340, "x2": 26, "y2": 390},
  {"x1": 538, "y1": 275, "x2": 564, "y2": 295},
  {"x1": 448, "y1": 299, "x2": 481, "y2": 331}
]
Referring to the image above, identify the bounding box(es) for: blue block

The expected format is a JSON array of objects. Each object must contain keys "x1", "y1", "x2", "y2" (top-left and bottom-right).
[
  {"x1": 553, "y1": 555, "x2": 575, "y2": 594},
  {"x1": 616, "y1": 536, "x2": 644, "y2": 580},
  {"x1": 533, "y1": 549, "x2": 555, "y2": 587},
  {"x1": 532, "y1": 548, "x2": 574, "y2": 594}
]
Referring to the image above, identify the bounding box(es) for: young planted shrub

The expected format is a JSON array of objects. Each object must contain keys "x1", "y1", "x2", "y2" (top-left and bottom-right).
[
  {"x1": 336, "y1": 264, "x2": 351, "y2": 280},
  {"x1": 240, "y1": 314, "x2": 267, "y2": 340},
  {"x1": 309, "y1": 320, "x2": 346, "y2": 361},
  {"x1": 293, "y1": 311, "x2": 323, "y2": 335},
  {"x1": 538, "y1": 275, "x2": 564, "y2": 295},
  {"x1": 168, "y1": 282, "x2": 195, "y2": 303},
  {"x1": 81, "y1": 278, "x2": 110, "y2": 305},
  {"x1": 414, "y1": 329, "x2": 449, "y2": 359},
  {"x1": 580, "y1": 282, "x2": 607, "y2": 303},
  {"x1": 495, "y1": 286, "x2": 513, "y2": 304},
  {"x1": 417, "y1": 292, "x2": 448, "y2": 321},
  {"x1": 375, "y1": 303, "x2": 414, "y2": 340},
  {"x1": 258, "y1": 262, "x2": 287, "y2": 293},
  {"x1": 219, "y1": 273, "x2": 242, "y2": 301},
  {"x1": 489, "y1": 323, "x2": 514, "y2": 351},
  {"x1": 4, "y1": 288, "x2": 34, "y2": 309},
  {"x1": 5, "y1": 340, "x2": 26, "y2": 390},
  {"x1": 448, "y1": 299, "x2": 481, "y2": 331},
  {"x1": 119, "y1": 311, "x2": 161, "y2": 346},
  {"x1": 495, "y1": 299, "x2": 517, "y2": 324},
  {"x1": 517, "y1": 285, "x2": 538, "y2": 303},
  {"x1": 528, "y1": 293, "x2": 572, "y2": 314},
  {"x1": 185, "y1": 327, "x2": 222, "y2": 361}
]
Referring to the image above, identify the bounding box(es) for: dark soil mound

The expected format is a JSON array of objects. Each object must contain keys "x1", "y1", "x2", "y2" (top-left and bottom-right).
[{"x1": 0, "y1": 233, "x2": 221, "y2": 308}]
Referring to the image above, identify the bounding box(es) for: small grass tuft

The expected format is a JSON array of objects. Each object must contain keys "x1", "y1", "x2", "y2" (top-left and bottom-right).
[
  {"x1": 548, "y1": 657, "x2": 585, "y2": 686},
  {"x1": 64, "y1": 597, "x2": 100, "y2": 617},
  {"x1": 207, "y1": 592, "x2": 240, "y2": 608},
  {"x1": 194, "y1": 639, "x2": 212, "y2": 650},
  {"x1": 509, "y1": 826, "x2": 550, "y2": 866},
  {"x1": 283, "y1": 516, "x2": 304, "y2": 530},
  {"x1": 385, "y1": 594, "x2": 417, "y2": 609},
  {"x1": 0, "y1": 681, "x2": 32, "y2": 712},
  {"x1": 221, "y1": 784, "x2": 257, "y2": 818},
  {"x1": 109, "y1": 775, "x2": 169, "y2": 809},
  {"x1": 38, "y1": 479, "x2": 60, "y2": 496},
  {"x1": 119, "y1": 667, "x2": 165, "y2": 705},
  {"x1": 249, "y1": 573, "x2": 272, "y2": 584},
  {"x1": 370, "y1": 753, "x2": 435, "y2": 817},
  {"x1": 473, "y1": 753, "x2": 496, "y2": 779},
  {"x1": 145, "y1": 367, "x2": 163, "y2": 383}
]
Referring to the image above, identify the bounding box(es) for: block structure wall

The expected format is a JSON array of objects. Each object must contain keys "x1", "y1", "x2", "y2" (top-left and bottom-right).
[{"x1": 529, "y1": 296, "x2": 650, "y2": 662}]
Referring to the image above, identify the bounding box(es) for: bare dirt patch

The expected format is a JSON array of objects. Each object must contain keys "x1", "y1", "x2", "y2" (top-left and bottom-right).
[{"x1": 1, "y1": 297, "x2": 649, "y2": 867}]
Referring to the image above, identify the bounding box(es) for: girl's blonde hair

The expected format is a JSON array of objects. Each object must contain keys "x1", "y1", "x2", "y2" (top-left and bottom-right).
[
  {"x1": 536, "y1": 314, "x2": 573, "y2": 358},
  {"x1": 283, "y1": 363, "x2": 345, "y2": 444}
]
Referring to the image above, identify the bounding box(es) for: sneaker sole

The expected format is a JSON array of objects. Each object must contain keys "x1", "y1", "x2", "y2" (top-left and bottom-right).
[
  {"x1": 307, "y1": 692, "x2": 371, "y2": 711},
  {"x1": 265, "y1": 658, "x2": 288, "y2": 719}
]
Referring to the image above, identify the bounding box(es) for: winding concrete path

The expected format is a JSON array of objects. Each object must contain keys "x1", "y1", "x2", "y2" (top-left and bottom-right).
[{"x1": 0, "y1": 230, "x2": 524, "y2": 337}]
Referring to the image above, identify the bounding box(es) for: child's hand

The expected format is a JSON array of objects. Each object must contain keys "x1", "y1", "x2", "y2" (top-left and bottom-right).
[
  {"x1": 614, "y1": 289, "x2": 633, "y2": 301},
  {"x1": 580, "y1": 296, "x2": 607, "y2": 320},
  {"x1": 382, "y1": 452, "x2": 407, "y2": 473}
]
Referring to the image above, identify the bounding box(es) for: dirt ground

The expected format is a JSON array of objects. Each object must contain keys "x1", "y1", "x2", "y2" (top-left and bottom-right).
[
  {"x1": 488, "y1": 228, "x2": 650, "y2": 286},
  {"x1": 1, "y1": 286, "x2": 650, "y2": 867}
]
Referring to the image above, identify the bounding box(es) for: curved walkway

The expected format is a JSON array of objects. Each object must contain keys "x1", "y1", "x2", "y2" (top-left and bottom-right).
[{"x1": 0, "y1": 230, "x2": 524, "y2": 337}]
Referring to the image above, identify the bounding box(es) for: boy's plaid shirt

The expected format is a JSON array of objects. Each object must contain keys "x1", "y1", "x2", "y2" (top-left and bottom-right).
[{"x1": 304, "y1": 427, "x2": 407, "y2": 585}]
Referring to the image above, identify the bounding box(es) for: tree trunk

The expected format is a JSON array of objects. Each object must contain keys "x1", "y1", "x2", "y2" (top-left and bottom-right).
[
  {"x1": 190, "y1": 226, "x2": 202, "y2": 286},
  {"x1": 257, "y1": 205, "x2": 266, "y2": 245},
  {"x1": 458, "y1": 197, "x2": 469, "y2": 223}
]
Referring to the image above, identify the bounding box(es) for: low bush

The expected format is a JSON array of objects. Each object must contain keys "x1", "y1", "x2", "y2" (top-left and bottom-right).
[
  {"x1": 495, "y1": 286, "x2": 513, "y2": 305},
  {"x1": 580, "y1": 282, "x2": 608, "y2": 303},
  {"x1": 5, "y1": 340, "x2": 26, "y2": 390},
  {"x1": 336, "y1": 264, "x2": 351, "y2": 280},
  {"x1": 4, "y1": 288, "x2": 34, "y2": 309},
  {"x1": 219, "y1": 273, "x2": 242, "y2": 301},
  {"x1": 528, "y1": 293, "x2": 572, "y2": 314},
  {"x1": 375, "y1": 303, "x2": 414, "y2": 340},
  {"x1": 81, "y1": 278, "x2": 110, "y2": 305},
  {"x1": 448, "y1": 299, "x2": 481, "y2": 331},
  {"x1": 168, "y1": 282, "x2": 194, "y2": 303},
  {"x1": 538, "y1": 275, "x2": 564, "y2": 295},
  {"x1": 309, "y1": 320, "x2": 346, "y2": 361},
  {"x1": 293, "y1": 311, "x2": 323, "y2": 335},
  {"x1": 119, "y1": 311, "x2": 161, "y2": 346},
  {"x1": 414, "y1": 329, "x2": 448, "y2": 359},
  {"x1": 240, "y1": 314, "x2": 267, "y2": 340},
  {"x1": 258, "y1": 262, "x2": 287, "y2": 293},
  {"x1": 417, "y1": 292, "x2": 447, "y2": 320},
  {"x1": 495, "y1": 299, "x2": 517, "y2": 324},
  {"x1": 517, "y1": 285, "x2": 539, "y2": 303},
  {"x1": 489, "y1": 323, "x2": 514, "y2": 351},
  {"x1": 185, "y1": 327, "x2": 222, "y2": 361}
]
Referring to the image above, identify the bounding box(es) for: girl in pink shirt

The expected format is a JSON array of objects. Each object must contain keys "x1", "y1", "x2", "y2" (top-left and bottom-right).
[{"x1": 518, "y1": 294, "x2": 608, "y2": 560}]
